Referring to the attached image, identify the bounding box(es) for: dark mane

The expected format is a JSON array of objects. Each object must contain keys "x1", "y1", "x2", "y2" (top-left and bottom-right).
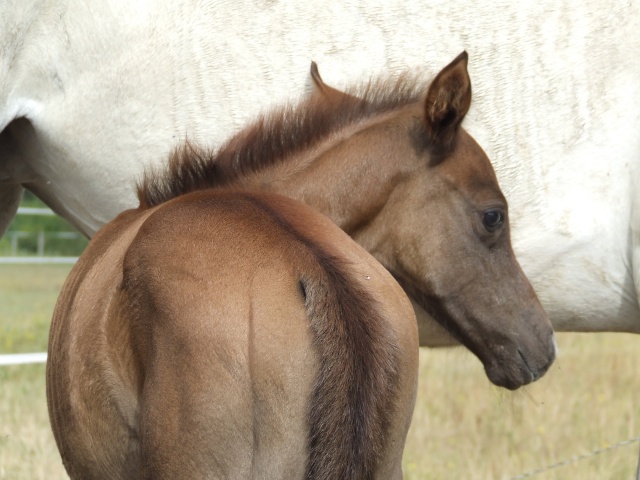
[{"x1": 136, "y1": 74, "x2": 426, "y2": 209}]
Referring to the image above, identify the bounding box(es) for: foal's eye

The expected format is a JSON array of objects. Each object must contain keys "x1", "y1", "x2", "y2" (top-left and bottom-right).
[{"x1": 482, "y1": 209, "x2": 504, "y2": 232}]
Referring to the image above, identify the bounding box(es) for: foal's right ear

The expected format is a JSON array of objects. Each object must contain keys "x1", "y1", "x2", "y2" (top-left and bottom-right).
[{"x1": 423, "y1": 52, "x2": 472, "y2": 159}]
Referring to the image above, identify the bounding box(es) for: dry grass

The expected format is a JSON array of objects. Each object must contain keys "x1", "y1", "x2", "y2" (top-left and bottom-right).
[
  {"x1": 1, "y1": 264, "x2": 639, "y2": 479},
  {"x1": 0, "y1": 363, "x2": 65, "y2": 480},
  {"x1": 403, "y1": 335, "x2": 640, "y2": 479}
]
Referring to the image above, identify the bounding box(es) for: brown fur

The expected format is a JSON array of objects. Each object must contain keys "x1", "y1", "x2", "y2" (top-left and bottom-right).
[{"x1": 48, "y1": 191, "x2": 418, "y2": 479}]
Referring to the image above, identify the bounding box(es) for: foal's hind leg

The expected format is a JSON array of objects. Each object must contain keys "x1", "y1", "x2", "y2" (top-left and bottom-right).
[
  {"x1": 630, "y1": 189, "x2": 640, "y2": 333},
  {"x1": 137, "y1": 294, "x2": 315, "y2": 479},
  {"x1": 46, "y1": 336, "x2": 142, "y2": 479},
  {"x1": 47, "y1": 281, "x2": 144, "y2": 479},
  {"x1": 138, "y1": 343, "x2": 255, "y2": 479}
]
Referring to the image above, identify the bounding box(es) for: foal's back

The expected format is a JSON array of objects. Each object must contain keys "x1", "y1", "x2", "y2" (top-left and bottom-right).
[{"x1": 47, "y1": 190, "x2": 418, "y2": 480}]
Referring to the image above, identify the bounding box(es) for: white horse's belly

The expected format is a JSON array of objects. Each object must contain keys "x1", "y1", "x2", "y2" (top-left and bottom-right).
[
  {"x1": 515, "y1": 225, "x2": 639, "y2": 333},
  {"x1": 508, "y1": 119, "x2": 640, "y2": 332}
]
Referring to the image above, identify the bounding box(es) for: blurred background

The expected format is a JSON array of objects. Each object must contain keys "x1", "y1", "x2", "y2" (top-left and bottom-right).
[{"x1": 0, "y1": 193, "x2": 87, "y2": 259}]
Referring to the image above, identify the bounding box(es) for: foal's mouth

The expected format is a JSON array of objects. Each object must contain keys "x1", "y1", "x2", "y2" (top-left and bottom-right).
[
  {"x1": 483, "y1": 344, "x2": 555, "y2": 390},
  {"x1": 402, "y1": 284, "x2": 556, "y2": 390}
]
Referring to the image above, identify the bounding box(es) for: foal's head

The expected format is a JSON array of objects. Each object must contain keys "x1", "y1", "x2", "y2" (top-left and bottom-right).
[{"x1": 344, "y1": 53, "x2": 555, "y2": 389}]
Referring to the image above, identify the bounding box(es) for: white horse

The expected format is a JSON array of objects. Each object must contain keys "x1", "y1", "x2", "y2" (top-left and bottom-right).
[{"x1": 2, "y1": 0, "x2": 639, "y2": 343}]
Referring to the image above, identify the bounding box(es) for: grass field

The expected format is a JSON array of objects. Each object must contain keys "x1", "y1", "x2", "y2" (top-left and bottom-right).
[{"x1": 1, "y1": 264, "x2": 639, "y2": 479}]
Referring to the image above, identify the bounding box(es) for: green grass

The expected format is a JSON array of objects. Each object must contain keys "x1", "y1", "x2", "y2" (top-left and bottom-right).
[
  {"x1": 0, "y1": 265, "x2": 71, "y2": 353},
  {"x1": 0, "y1": 192, "x2": 88, "y2": 257},
  {"x1": 1, "y1": 264, "x2": 639, "y2": 479}
]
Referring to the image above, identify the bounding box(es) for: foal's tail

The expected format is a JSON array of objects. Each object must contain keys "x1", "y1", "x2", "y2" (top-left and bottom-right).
[
  {"x1": 301, "y1": 249, "x2": 402, "y2": 480},
  {"x1": 236, "y1": 192, "x2": 406, "y2": 479}
]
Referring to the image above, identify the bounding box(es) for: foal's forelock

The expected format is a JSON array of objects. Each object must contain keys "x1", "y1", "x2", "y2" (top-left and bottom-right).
[{"x1": 136, "y1": 74, "x2": 427, "y2": 210}]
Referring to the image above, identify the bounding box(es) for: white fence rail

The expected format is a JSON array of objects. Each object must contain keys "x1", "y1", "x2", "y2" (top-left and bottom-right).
[
  {"x1": 0, "y1": 352, "x2": 47, "y2": 366},
  {"x1": 1, "y1": 206, "x2": 81, "y2": 263},
  {"x1": 16, "y1": 207, "x2": 56, "y2": 216},
  {"x1": 0, "y1": 256, "x2": 78, "y2": 264}
]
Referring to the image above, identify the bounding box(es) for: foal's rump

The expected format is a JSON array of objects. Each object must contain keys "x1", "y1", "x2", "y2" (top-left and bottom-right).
[
  {"x1": 125, "y1": 192, "x2": 323, "y2": 478},
  {"x1": 47, "y1": 190, "x2": 418, "y2": 479}
]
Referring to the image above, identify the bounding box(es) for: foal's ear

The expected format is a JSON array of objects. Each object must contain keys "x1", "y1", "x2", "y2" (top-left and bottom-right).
[
  {"x1": 423, "y1": 51, "x2": 471, "y2": 158},
  {"x1": 310, "y1": 61, "x2": 328, "y2": 95},
  {"x1": 310, "y1": 61, "x2": 360, "y2": 104}
]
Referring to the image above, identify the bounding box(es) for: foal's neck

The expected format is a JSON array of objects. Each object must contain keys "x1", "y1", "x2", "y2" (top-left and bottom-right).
[{"x1": 238, "y1": 107, "x2": 421, "y2": 236}]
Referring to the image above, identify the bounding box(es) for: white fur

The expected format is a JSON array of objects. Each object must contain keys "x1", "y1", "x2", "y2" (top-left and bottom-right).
[{"x1": 1, "y1": 0, "x2": 639, "y2": 335}]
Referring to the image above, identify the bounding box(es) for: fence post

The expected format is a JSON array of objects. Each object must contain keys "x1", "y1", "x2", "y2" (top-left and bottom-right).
[
  {"x1": 11, "y1": 233, "x2": 18, "y2": 255},
  {"x1": 37, "y1": 231, "x2": 45, "y2": 256}
]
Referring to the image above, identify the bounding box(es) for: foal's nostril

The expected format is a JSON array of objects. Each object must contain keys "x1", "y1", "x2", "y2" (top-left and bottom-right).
[
  {"x1": 517, "y1": 348, "x2": 540, "y2": 382},
  {"x1": 516, "y1": 334, "x2": 556, "y2": 383}
]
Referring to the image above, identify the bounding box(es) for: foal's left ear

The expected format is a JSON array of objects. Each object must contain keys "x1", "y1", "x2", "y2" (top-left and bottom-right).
[
  {"x1": 424, "y1": 51, "x2": 471, "y2": 158},
  {"x1": 310, "y1": 61, "x2": 361, "y2": 105}
]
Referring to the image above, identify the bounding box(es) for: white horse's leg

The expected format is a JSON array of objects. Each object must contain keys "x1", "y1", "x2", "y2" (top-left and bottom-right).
[
  {"x1": 0, "y1": 184, "x2": 23, "y2": 237},
  {"x1": 630, "y1": 175, "x2": 640, "y2": 333}
]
